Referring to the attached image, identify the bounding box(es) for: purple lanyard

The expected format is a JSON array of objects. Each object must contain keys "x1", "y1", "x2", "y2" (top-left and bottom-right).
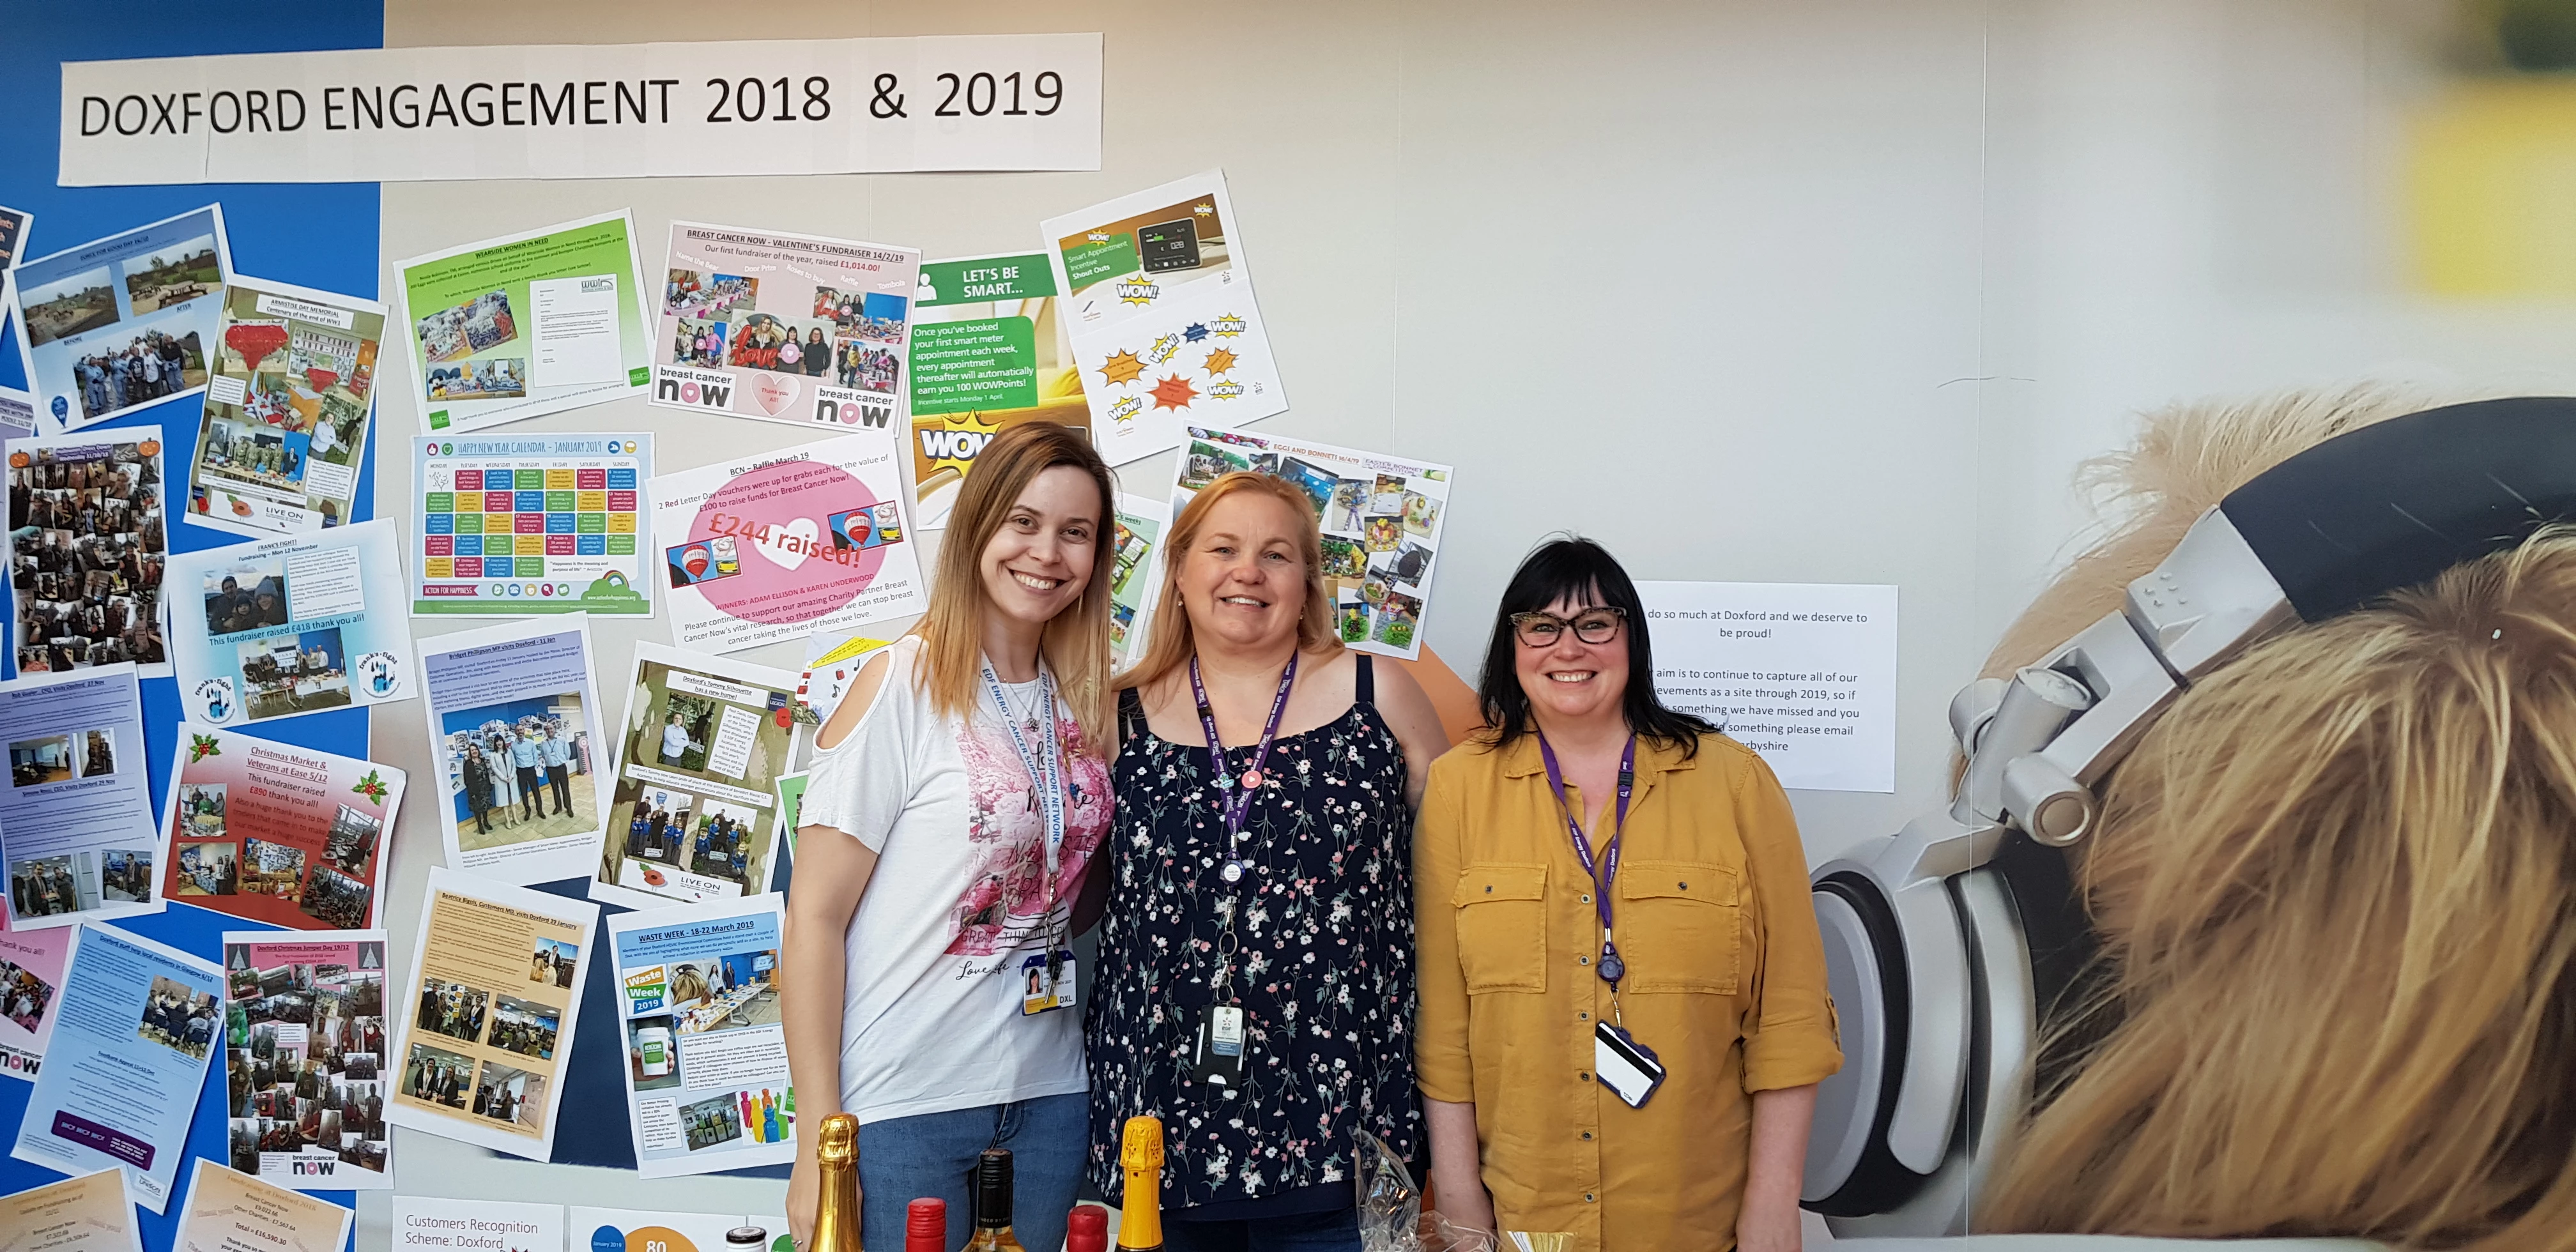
[
  {"x1": 1188, "y1": 652, "x2": 1299, "y2": 837},
  {"x1": 1538, "y1": 733, "x2": 1636, "y2": 986}
]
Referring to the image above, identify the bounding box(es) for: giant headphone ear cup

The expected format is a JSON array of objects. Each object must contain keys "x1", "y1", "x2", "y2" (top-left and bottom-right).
[
  {"x1": 1807, "y1": 872, "x2": 1936, "y2": 1215},
  {"x1": 1986, "y1": 832, "x2": 2113, "y2": 1107}
]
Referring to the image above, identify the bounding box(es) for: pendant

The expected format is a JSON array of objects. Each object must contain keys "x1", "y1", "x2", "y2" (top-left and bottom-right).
[
  {"x1": 1220, "y1": 861, "x2": 1246, "y2": 883},
  {"x1": 1597, "y1": 947, "x2": 1625, "y2": 984}
]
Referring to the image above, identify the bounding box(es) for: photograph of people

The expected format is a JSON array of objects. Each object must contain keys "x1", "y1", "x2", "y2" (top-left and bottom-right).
[
  {"x1": 1412, "y1": 538, "x2": 1839, "y2": 1249},
  {"x1": 6, "y1": 434, "x2": 167, "y2": 673},
  {"x1": 1079, "y1": 470, "x2": 1448, "y2": 1248},
  {"x1": 781, "y1": 422, "x2": 1117, "y2": 1252}
]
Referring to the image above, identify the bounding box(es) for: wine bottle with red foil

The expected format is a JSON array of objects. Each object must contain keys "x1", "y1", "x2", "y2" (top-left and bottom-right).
[
  {"x1": 1118, "y1": 1116, "x2": 1164, "y2": 1251},
  {"x1": 962, "y1": 1148, "x2": 1026, "y2": 1251},
  {"x1": 902, "y1": 1198, "x2": 946, "y2": 1252},
  {"x1": 1066, "y1": 1206, "x2": 1107, "y2": 1252}
]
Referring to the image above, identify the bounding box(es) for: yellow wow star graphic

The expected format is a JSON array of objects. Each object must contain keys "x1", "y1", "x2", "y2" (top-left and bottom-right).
[
  {"x1": 1100, "y1": 350, "x2": 1146, "y2": 386},
  {"x1": 1202, "y1": 347, "x2": 1239, "y2": 376}
]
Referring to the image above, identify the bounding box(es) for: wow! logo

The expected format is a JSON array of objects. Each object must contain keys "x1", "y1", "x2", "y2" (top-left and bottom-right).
[
  {"x1": 1107, "y1": 395, "x2": 1144, "y2": 425},
  {"x1": 1116, "y1": 277, "x2": 1160, "y2": 306}
]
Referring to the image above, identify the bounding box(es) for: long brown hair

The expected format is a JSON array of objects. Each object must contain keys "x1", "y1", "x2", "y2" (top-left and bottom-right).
[
  {"x1": 1117, "y1": 471, "x2": 1342, "y2": 691},
  {"x1": 1981, "y1": 388, "x2": 2576, "y2": 1248},
  {"x1": 911, "y1": 422, "x2": 1116, "y2": 745}
]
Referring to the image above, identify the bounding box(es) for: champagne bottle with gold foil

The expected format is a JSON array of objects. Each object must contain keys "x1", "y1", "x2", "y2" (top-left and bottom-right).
[
  {"x1": 963, "y1": 1148, "x2": 1026, "y2": 1251},
  {"x1": 1117, "y1": 1115, "x2": 1164, "y2": 1252},
  {"x1": 810, "y1": 1113, "x2": 862, "y2": 1252}
]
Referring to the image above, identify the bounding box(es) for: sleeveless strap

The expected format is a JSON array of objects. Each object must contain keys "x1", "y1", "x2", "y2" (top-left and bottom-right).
[
  {"x1": 1354, "y1": 653, "x2": 1376, "y2": 706},
  {"x1": 1118, "y1": 687, "x2": 1146, "y2": 744}
]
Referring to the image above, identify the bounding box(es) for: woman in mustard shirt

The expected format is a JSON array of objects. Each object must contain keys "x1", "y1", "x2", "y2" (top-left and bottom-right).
[{"x1": 1414, "y1": 538, "x2": 1840, "y2": 1252}]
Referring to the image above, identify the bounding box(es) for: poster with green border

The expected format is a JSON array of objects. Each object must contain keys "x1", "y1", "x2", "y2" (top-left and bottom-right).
[{"x1": 394, "y1": 210, "x2": 652, "y2": 436}]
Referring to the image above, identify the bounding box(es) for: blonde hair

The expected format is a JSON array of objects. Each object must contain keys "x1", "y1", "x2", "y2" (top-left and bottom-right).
[
  {"x1": 1983, "y1": 388, "x2": 2576, "y2": 1248},
  {"x1": 1117, "y1": 471, "x2": 1342, "y2": 691},
  {"x1": 911, "y1": 422, "x2": 1116, "y2": 745}
]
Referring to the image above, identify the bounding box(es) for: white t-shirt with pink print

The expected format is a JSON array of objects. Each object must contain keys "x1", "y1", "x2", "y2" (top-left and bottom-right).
[{"x1": 800, "y1": 635, "x2": 1111, "y2": 1123}]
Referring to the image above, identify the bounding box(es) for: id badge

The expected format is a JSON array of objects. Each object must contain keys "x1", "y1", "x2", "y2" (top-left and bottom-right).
[
  {"x1": 1593, "y1": 1021, "x2": 1667, "y2": 1109},
  {"x1": 1019, "y1": 950, "x2": 1077, "y2": 1016},
  {"x1": 1192, "y1": 1005, "x2": 1248, "y2": 1088}
]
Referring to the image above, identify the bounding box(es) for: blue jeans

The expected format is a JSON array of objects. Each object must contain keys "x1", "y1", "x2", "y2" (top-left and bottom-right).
[
  {"x1": 1161, "y1": 1207, "x2": 1363, "y2": 1252},
  {"x1": 855, "y1": 1093, "x2": 1086, "y2": 1252}
]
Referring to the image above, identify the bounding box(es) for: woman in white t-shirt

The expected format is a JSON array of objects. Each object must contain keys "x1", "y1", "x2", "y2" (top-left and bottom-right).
[{"x1": 783, "y1": 421, "x2": 1118, "y2": 1252}]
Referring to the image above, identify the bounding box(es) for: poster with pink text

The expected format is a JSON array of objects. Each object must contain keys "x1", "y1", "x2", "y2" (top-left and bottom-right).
[
  {"x1": 160, "y1": 725, "x2": 405, "y2": 930},
  {"x1": 648, "y1": 431, "x2": 924, "y2": 653},
  {"x1": 220, "y1": 929, "x2": 392, "y2": 1189},
  {"x1": 650, "y1": 222, "x2": 918, "y2": 432},
  {"x1": 0, "y1": 924, "x2": 71, "y2": 1081}
]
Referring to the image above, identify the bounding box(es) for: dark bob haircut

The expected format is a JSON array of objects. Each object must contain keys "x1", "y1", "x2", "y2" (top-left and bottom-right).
[{"x1": 1476, "y1": 536, "x2": 1716, "y2": 758}]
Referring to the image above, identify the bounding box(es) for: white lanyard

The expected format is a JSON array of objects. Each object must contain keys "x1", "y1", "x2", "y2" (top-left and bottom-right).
[{"x1": 979, "y1": 661, "x2": 1066, "y2": 880}]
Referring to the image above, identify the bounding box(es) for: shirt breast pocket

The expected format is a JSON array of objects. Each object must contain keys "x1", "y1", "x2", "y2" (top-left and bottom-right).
[
  {"x1": 1618, "y1": 860, "x2": 1741, "y2": 994},
  {"x1": 1452, "y1": 863, "x2": 1548, "y2": 994}
]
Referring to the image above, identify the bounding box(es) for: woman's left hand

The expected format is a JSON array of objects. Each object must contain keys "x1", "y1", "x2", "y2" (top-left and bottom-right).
[{"x1": 1733, "y1": 1202, "x2": 1801, "y2": 1252}]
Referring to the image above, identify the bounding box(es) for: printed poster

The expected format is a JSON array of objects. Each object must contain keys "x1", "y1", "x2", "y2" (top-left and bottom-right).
[
  {"x1": 1173, "y1": 425, "x2": 1452, "y2": 659},
  {"x1": 652, "y1": 221, "x2": 919, "y2": 432},
  {"x1": 0, "y1": 926, "x2": 72, "y2": 1081},
  {"x1": 568, "y1": 1208, "x2": 788, "y2": 1252},
  {"x1": 172, "y1": 1155, "x2": 356, "y2": 1252},
  {"x1": 390, "y1": 1197, "x2": 563, "y2": 1252},
  {"x1": 1, "y1": 663, "x2": 162, "y2": 930},
  {"x1": 387, "y1": 866, "x2": 597, "y2": 1161},
  {"x1": 162, "y1": 726, "x2": 404, "y2": 929},
  {"x1": 166, "y1": 517, "x2": 415, "y2": 726},
  {"x1": 220, "y1": 931, "x2": 393, "y2": 1190},
  {"x1": 650, "y1": 432, "x2": 924, "y2": 653},
  {"x1": 1041, "y1": 171, "x2": 1287, "y2": 465},
  {"x1": 411, "y1": 434, "x2": 654, "y2": 616},
  {"x1": 394, "y1": 210, "x2": 652, "y2": 436},
  {"x1": 1, "y1": 1168, "x2": 146, "y2": 1252},
  {"x1": 1, "y1": 382, "x2": 38, "y2": 446},
  {"x1": 418, "y1": 616, "x2": 615, "y2": 885},
  {"x1": 10, "y1": 205, "x2": 228, "y2": 436},
  {"x1": 0, "y1": 205, "x2": 31, "y2": 271},
  {"x1": 607, "y1": 895, "x2": 793, "y2": 1177},
  {"x1": 771, "y1": 773, "x2": 807, "y2": 854},
  {"x1": 793, "y1": 632, "x2": 891, "y2": 726},
  {"x1": 10, "y1": 922, "x2": 224, "y2": 1212},
  {"x1": 188, "y1": 275, "x2": 386, "y2": 537},
  {"x1": 908, "y1": 252, "x2": 1089, "y2": 529},
  {"x1": 1109, "y1": 492, "x2": 1170, "y2": 668},
  {"x1": 6, "y1": 424, "x2": 170, "y2": 677},
  {"x1": 595, "y1": 643, "x2": 801, "y2": 910},
  {"x1": 1634, "y1": 580, "x2": 1902, "y2": 793}
]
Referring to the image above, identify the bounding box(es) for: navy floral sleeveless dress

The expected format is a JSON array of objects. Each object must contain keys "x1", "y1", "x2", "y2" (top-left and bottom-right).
[{"x1": 1084, "y1": 657, "x2": 1420, "y2": 1216}]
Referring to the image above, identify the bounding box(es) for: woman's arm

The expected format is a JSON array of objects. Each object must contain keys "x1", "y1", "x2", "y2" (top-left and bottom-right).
[
  {"x1": 1737, "y1": 1084, "x2": 1818, "y2": 1252},
  {"x1": 1423, "y1": 1097, "x2": 1494, "y2": 1236},
  {"x1": 782, "y1": 655, "x2": 893, "y2": 1244},
  {"x1": 781, "y1": 826, "x2": 877, "y2": 1244},
  {"x1": 1368, "y1": 660, "x2": 1451, "y2": 811}
]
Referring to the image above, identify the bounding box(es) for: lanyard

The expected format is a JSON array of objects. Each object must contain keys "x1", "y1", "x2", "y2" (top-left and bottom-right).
[
  {"x1": 1538, "y1": 733, "x2": 1636, "y2": 988},
  {"x1": 1188, "y1": 652, "x2": 1299, "y2": 837},
  {"x1": 979, "y1": 662, "x2": 1066, "y2": 880}
]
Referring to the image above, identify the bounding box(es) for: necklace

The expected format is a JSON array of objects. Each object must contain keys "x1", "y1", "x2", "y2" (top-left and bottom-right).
[{"x1": 995, "y1": 676, "x2": 1045, "y2": 736}]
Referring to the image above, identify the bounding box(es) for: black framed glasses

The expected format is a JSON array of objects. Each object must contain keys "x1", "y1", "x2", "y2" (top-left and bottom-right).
[{"x1": 1510, "y1": 606, "x2": 1627, "y2": 648}]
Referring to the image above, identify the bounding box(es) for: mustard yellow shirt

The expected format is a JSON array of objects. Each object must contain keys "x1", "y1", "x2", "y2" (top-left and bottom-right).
[{"x1": 1414, "y1": 731, "x2": 1841, "y2": 1251}]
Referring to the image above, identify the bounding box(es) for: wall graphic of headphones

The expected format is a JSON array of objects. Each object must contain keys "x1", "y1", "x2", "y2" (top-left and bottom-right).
[{"x1": 1803, "y1": 398, "x2": 2576, "y2": 1233}]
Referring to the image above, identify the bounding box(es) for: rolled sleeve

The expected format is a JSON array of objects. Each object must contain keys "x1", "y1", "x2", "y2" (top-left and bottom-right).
[
  {"x1": 1411, "y1": 752, "x2": 1476, "y2": 1104},
  {"x1": 1731, "y1": 745, "x2": 1843, "y2": 1093}
]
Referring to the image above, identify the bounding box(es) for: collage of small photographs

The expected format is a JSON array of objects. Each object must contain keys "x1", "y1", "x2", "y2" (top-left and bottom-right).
[
  {"x1": 172, "y1": 783, "x2": 387, "y2": 930},
  {"x1": 397, "y1": 931, "x2": 575, "y2": 1138},
  {"x1": 663, "y1": 270, "x2": 905, "y2": 394},
  {"x1": 1177, "y1": 427, "x2": 1447, "y2": 653},
  {"x1": 19, "y1": 231, "x2": 217, "y2": 424},
  {"x1": 418, "y1": 290, "x2": 524, "y2": 403},
  {"x1": 223, "y1": 940, "x2": 392, "y2": 1182},
  {"x1": 6, "y1": 429, "x2": 167, "y2": 675}
]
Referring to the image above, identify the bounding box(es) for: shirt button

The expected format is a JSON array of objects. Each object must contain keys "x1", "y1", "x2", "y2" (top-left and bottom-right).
[
  {"x1": 1581, "y1": 1131, "x2": 1593, "y2": 1140},
  {"x1": 1577, "y1": 955, "x2": 1590, "y2": 965},
  {"x1": 1584, "y1": 1193, "x2": 1596, "y2": 1203},
  {"x1": 1581, "y1": 894, "x2": 1591, "y2": 904},
  {"x1": 1579, "y1": 1071, "x2": 1591, "y2": 1082},
  {"x1": 1577, "y1": 1011, "x2": 1588, "y2": 1021}
]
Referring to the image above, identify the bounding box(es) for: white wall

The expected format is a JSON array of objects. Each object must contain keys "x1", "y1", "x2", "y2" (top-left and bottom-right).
[{"x1": 361, "y1": 1, "x2": 2576, "y2": 1246}]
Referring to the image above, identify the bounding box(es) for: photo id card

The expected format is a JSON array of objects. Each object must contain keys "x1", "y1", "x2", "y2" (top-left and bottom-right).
[
  {"x1": 1594, "y1": 1021, "x2": 1667, "y2": 1109},
  {"x1": 1193, "y1": 1004, "x2": 1247, "y2": 1087},
  {"x1": 1020, "y1": 949, "x2": 1076, "y2": 1016}
]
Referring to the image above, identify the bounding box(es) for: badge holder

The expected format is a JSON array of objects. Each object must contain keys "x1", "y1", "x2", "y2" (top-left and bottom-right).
[
  {"x1": 1192, "y1": 1005, "x2": 1248, "y2": 1088},
  {"x1": 1594, "y1": 1017, "x2": 1666, "y2": 1109},
  {"x1": 1019, "y1": 949, "x2": 1077, "y2": 1016}
]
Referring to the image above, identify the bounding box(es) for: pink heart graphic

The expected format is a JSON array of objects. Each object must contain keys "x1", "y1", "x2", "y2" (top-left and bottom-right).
[
  {"x1": 226, "y1": 323, "x2": 290, "y2": 374},
  {"x1": 305, "y1": 367, "x2": 340, "y2": 393},
  {"x1": 752, "y1": 372, "x2": 801, "y2": 417}
]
